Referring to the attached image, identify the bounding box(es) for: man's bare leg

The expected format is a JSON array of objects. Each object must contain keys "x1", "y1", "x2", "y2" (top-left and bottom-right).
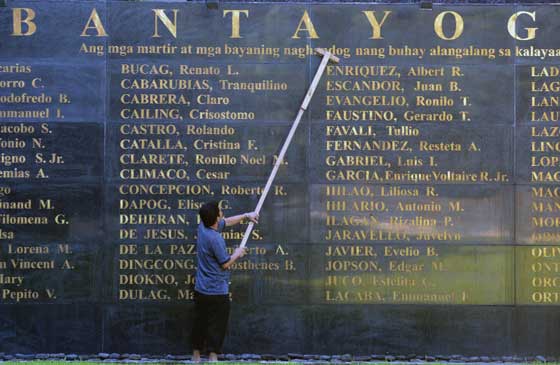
[
  {"x1": 192, "y1": 350, "x2": 201, "y2": 363},
  {"x1": 209, "y1": 352, "x2": 218, "y2": 362}
]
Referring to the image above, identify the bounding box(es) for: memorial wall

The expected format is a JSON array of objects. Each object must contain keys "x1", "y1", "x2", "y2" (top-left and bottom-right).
[{"x1": 0, "y1": 0, "x2": 559, "y2": 356}]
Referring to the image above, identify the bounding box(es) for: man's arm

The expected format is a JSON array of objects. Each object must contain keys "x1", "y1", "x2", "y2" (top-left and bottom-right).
[
  {"x1": 221, "y1": 246, "x2": 247, "y2": 270},
  {"x1": 224, "y1": 212, "x2": 259, "y2": 227}
]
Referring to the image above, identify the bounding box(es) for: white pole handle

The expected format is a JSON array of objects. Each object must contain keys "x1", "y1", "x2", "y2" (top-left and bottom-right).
[{"x1": 239, "y1": 50, "x2": 335, "y2": 248}]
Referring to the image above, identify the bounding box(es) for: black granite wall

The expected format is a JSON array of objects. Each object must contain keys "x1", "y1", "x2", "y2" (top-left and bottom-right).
[{"x1": 0, "y1": 1, "x2": 559, "y2": 356}]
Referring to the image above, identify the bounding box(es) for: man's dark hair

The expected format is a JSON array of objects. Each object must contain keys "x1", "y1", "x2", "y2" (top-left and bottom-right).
[{"x1": 199, "y1": 201, "x2": 220, "y2": 228}]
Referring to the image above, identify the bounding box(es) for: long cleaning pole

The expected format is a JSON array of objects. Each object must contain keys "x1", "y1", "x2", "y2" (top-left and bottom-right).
[{"x1": 239, "y1": 49, "x2": 339, "y2": 248}]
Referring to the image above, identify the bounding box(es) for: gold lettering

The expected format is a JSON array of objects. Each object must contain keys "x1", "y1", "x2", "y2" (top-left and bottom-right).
[
  {"x1": 12, "y1": 8, "x2": 37, "y2": 36},
  {"x1": 291, "y1": 10, "x2": 319, "y2": 39},
  {"x1": 508, "y1": 11, "x2": 538, "y2": 41},
  {"x1": 362, "y1": 11, "x2": 391, "y2": 39},
  {"x1": 434, "y1": 11, "x2": 464, "y2": 41},
  {"x1": 223, "y1": 10, "x2": 249, "y2": 39},
  {"x1": 80, "y1": 8, "x2": 107, "y2": 37},
  {"x1": 152, "y1": 9, "x2": 178, "y2": 38}
]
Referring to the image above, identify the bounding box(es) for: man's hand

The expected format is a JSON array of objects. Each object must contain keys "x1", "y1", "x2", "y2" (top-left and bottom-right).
[
  {"x1": 234, "y1": 246, "x2": 248, "y2": 258},
  {"x1": 222, "y1": 246, "x2": 248, "y2": 270},
  {"x1": 245, "y1": 211, "x2": 259, "y2": 224}
]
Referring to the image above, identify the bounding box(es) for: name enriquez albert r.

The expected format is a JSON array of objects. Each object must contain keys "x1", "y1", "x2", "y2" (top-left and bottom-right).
[{"x1": 5, "y1": 7, "x2": 546, "y2": 43}]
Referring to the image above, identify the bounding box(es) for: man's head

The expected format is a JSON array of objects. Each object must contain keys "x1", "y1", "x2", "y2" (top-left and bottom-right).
[{"x1": 199, "y1": 201, "x2": 221, "y2": 227}]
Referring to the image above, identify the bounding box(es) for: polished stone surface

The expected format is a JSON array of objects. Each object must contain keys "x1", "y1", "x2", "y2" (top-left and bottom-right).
[{"x1": 0, "y1": 0, "x2": 559, "y2": 357}]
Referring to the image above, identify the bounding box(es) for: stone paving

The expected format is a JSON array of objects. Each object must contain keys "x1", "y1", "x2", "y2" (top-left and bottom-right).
[{"x1": 0, "y1": 353, "x2": 555, "y2": 363}]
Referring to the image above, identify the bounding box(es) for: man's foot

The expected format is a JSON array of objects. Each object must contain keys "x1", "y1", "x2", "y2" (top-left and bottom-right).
[
  {"x1": 192, "y1": 350, "x2": 201, "y2": 363},
  {"x1": 209, "y1": 352, "x2": 218, "y2": 362}
]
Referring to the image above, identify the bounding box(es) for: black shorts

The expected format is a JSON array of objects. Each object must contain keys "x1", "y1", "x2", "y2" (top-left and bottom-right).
[{"x1": 191, "y1": 290, "x2": 230, "y2": 354}]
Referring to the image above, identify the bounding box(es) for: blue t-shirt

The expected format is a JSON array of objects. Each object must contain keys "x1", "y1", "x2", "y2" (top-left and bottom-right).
[{"x1": 194, "y1": 219, "x2": 231, "y2": 295}]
